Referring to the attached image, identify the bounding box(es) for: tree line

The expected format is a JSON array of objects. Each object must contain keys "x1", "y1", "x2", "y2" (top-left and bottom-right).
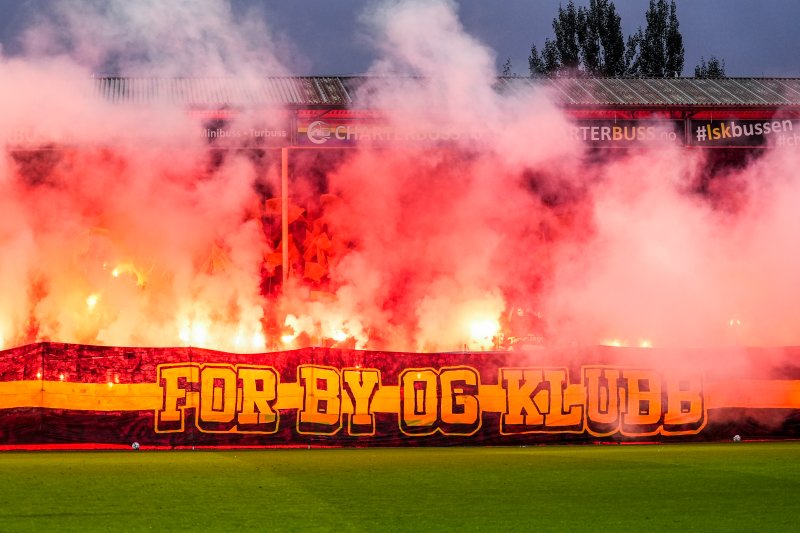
[{"x1": 506, "y1": 0, "x2": 726, "y2": 78}]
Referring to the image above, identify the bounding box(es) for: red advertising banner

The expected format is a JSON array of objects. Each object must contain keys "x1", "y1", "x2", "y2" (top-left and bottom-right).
[
  {"x1": 294, "y1": 109, "x2": 484, "y2": 148},
  {"x1": 569, "y1": 120, "x2": 684, "y2": 146},
  {"x1": 197, "y1": 109, "x2": 292, "y2": 148},
  {"x1": 294, "y1": 112, "x2": 685, "y2": 149},
  {"x1": 1, "y1": 343, "x2": 798, "y2": 448},
  {"x1": 689, "y1": 119, "x2": 800, "y2": 147}
]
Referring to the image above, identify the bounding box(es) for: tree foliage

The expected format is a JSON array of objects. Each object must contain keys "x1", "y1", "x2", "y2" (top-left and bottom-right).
[
  {"x1": 552, "y1": 0, "x2": 582, "y2": 72},
  {"x1": 529, "y1": 39, "x2": 560, "y2": 76},
  {"x1": 528, "y1": 0, "x2": 694, "y2": 78},
  {"x1": 578, "y1": 0, "x2": 625, "y2": 76},
  {"x1": 530, "y1": 0, "x2": 624, "y2": 77},
  {"x1": 627, "y1": 0, "x2": 684, "y2": 77},
  {"x1": 695, "y1": 56, "x2": 726, "y2": 78},
  {"x1": 502, "y1": 57, "x2": 513, "y2": 77}
]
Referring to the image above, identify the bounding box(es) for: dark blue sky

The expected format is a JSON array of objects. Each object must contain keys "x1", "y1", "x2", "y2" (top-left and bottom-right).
[{"x1": 1, "y1": 0, "x2": 798, "y2": 77}]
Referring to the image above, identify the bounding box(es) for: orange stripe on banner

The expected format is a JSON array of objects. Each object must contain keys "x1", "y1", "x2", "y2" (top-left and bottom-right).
[
  {"x1": 370, "y1": 386, "x2": 401, "y2": 413},
  {"x1": 0, "y1": 381, "x2": 162, "y2": 411},
  {"x1": 3, "y1": 378, "x2": 800, "y2": 413},
  {"x1": 0, "y1": 381, "x2": 44, "y2": 409},
  {"x1": 0, "y1": 381, "x2": 400, "y2": 414},
  {"x1": 255, "y1": 384, "x2": 403, "y2": 414},
  {"x1": 41, "y1": 382, "x2": 163, "y2": 411},
  {"x1": 479, "y1": 385, "x2": 507, "y2": 413},
  {"x1": 274, "y1": 382, "x2": 304, "y2": 411},
  {"x1": 706, "y1": 380, "x2": 800, "y2": 409}
]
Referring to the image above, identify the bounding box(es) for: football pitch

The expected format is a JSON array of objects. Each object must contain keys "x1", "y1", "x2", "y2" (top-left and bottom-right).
[{"x1": 0, "y1": 442, "x2": 797, "y2": 532}]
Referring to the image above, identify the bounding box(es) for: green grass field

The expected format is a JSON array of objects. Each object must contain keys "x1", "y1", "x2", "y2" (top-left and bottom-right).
[{"x1": 0, "y1": 442, "x2": 797, "y2": 532}]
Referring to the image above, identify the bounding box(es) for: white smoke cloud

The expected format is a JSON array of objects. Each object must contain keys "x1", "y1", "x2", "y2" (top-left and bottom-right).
[
  {"x1": 19, "y1": 0, "x2": 288, "y2": 77},
  {"x1": 0, "y1": 0, "x2": 290, "y2": 351}
]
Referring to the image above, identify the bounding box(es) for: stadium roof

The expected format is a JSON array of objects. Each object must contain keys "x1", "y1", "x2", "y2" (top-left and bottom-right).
[
  {"x1": 94, "y1": 76, "x2": 357, "y2": 106},
  {"x1": 93, "y1": 76, "x2": 800, "y2": 108}
]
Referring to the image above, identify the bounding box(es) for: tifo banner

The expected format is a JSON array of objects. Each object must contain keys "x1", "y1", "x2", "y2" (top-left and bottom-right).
[{"x1": 1, "y1": 343, "x2": 799, "y2": 448}]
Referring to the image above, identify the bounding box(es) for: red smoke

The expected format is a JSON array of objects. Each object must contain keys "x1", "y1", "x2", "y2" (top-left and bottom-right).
[{"x1": 1, "y1": 0, "x2": 799, "y2": 368}]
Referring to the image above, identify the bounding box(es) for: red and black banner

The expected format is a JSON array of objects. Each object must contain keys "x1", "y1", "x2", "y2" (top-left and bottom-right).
[{"x1": 1, "y1": 343, "x2": 799, "y2": 448}]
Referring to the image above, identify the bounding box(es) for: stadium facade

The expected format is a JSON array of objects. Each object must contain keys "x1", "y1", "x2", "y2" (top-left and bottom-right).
[
  {"x1": 1, "y1": 77, "x2": 799, "y2": 448},
  {"x1": 90, "y1": 76, "x2": 800, "y2": 149}
]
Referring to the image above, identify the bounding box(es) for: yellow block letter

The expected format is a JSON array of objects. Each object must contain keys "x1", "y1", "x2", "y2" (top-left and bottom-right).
[
  {"x1": 298, "y1": 365, "x2": 342, "y2": 435},
  {"x1": 156, "y1": 363, "x2": 199, "y2": 433},
  {"x1": 237, "y1": 366, "x2": 279, "y2": 432},
  {"x1": 439, "y1": 367, "x2": 480, "y2": 435},
  {"x1": 198, "y1": 365, "x2": 237, "y2": 430},
  {"x1": 343, "y1": 369, "x2": 380, "y2": 434}
]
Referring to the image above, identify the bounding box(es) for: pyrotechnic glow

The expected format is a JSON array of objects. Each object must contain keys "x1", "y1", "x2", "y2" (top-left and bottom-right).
[
  {"x1": 234, "y1": 329, "x2": 266, "y2": 351},
  {"x1": 469, "y1": 319, "x2": 500, "y2": 345},
  {"x1": 251, "y1": 332, "x2": 266, "y2": 349},
  {"x1": 280, "y1": 312, "x2": 368, "y2": 349},
  {"x1": 470, "y1": 319, "x2": 499, "y2": 340},
  {"x1": 178, "y1": 321, "x2": 210, "y2": 347},
  {"x1": 86, "y1": 294, "x2": 100, "y2": 311},
  {"x1": 177, "y1": 317, "x2": 266, "y2": 352},
  {"x1": 191, "y1": 323, "x2": 208, "y2": 347},
  {"x1": 111, "y1": 263, "x2": 147, "y2": 287},
  {"x1": 601, "y1": 338, "x2": 652, "y2": 348},
  {"x1": 178, "y1": 327, "x2": 189, "y2": 345},
  {"x1": 282, "y1": 315, "x2": 303, "y2": 345},
  {"x1": 602, "y1": 339, "x2": 625, "y2": 348}
]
